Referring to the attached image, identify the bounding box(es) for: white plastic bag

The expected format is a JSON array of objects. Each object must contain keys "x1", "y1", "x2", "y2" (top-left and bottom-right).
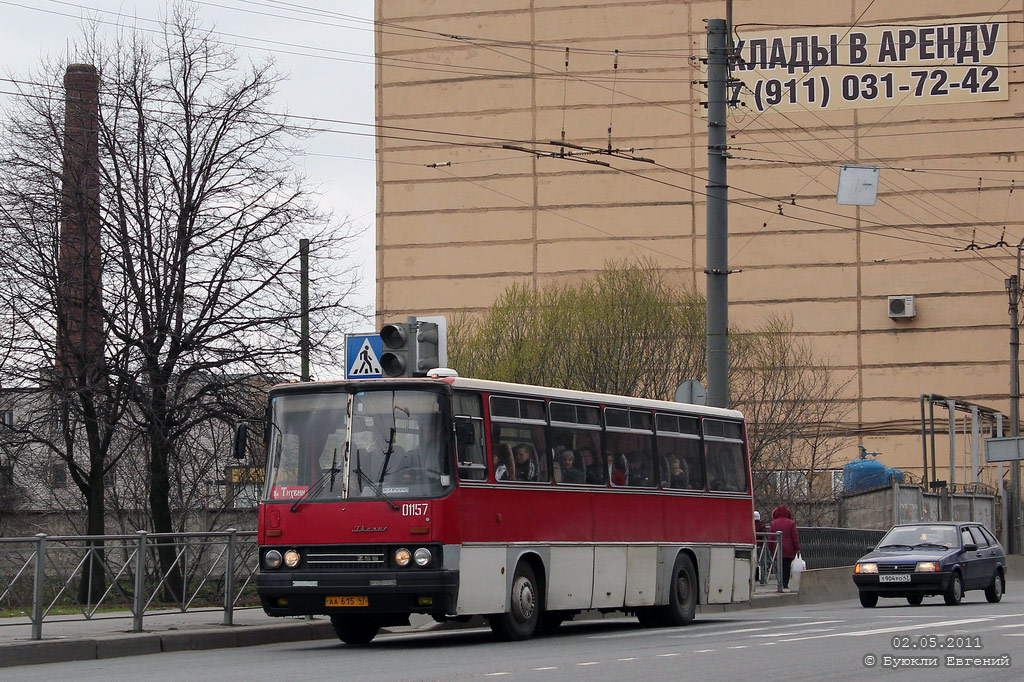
[{"x1": 789, "y1": 553, "x2": 806, "y2": 591}]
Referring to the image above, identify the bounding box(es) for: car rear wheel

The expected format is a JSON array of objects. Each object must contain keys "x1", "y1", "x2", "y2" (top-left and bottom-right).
[
  {"x1": 859, "y1": 591, "x2": 878, "y2": 608},
  {"x1": 906, "y1": 595, "x2": 923, "y2": 606},
  {"x1": 943, "y1": 572, "x2": 963, "y2": 606},
  {"x1": 985, "y1": 571, "x2": 1004, "y2": 603}
]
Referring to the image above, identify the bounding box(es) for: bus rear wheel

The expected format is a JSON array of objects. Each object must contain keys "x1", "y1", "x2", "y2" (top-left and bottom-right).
[
  {"x1": 641, "y1": 554, "x2": 697, "y2": 627},
  {"x1": 489, "y1": 562, "x2": 540, "y2": 641},
  {"x1": 330, "y1": 615, "x2": 380, "y2": 644}
]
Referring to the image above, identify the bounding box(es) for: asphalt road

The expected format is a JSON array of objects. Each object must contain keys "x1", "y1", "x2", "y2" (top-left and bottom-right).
[{"x1": 5, "y1": 587, "x2": 1023, "y2": 681}]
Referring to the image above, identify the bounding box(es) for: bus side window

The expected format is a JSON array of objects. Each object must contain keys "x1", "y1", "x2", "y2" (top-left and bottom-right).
[
  {"x1": 454, "y1": 392, "x2": 487, "y2": 481},
  {"x1": 706, "y1": 440, "x2": 748, "y2": 493}
]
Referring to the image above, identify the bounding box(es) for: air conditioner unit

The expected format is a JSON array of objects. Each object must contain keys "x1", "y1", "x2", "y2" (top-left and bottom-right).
[{"x1": 887, "y1": 295, "x2": 916, "y2": 319}]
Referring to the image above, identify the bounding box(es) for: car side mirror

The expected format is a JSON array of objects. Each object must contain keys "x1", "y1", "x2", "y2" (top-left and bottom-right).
[
  {"x1": 963, "y1": 543, "x2": 978, "y2": 552},
  {"x1": 233, "y1": 422, "x2": 248, "y2": 460}
]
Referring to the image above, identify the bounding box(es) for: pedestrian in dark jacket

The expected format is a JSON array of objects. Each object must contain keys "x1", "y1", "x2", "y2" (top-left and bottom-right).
[{"x1": 769, "y1": 504, "x2": 800, "y2": 589}]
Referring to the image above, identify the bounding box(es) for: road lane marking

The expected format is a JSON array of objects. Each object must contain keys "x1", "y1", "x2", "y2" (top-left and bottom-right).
[
  {"x1": 671, "y1": 619, "x2": 843, "y2": 639},
  {"x1": 588, "y1": 621, "x2": 772, "y2": 640},
  {"x1": 750, "y1": 628, "x2": 837, "y2": 637},
  {"x1": 995, "y1": 623, "x2": 1024, "y2": 629},
  {"x1": 656, "y1": 653, "x2": 681, "y2": 657},
  {"x1": 618, "y1": 658, "x2": 637, "y2": 661},
  {"x1": 534, "y1": 667, "x2": 558, "y2": 671},
  {"x1": 1003, "y1": 633, "x2": 1024, "y2": 637},
  {"x1": 485, "y1": 673, "x2": 510, "y2": 677},
  {"x1": 695, "y1": 649, "x2": 716, "y2": 653},
  {"x1": 759, "y1": 642, "x2": 778, "y2": 646},
  {"x1": 779, "y1": 617, "x2": 995, "y2": 642},
  {"x1": 577, "y1": 662, "x2": 599, "y2": 666},
  {"x1": 728, "y1": 646, "x2": 748, "y2": 649}
]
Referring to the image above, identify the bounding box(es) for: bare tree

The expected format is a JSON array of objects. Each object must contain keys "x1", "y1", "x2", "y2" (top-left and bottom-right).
[{"x1": 0, "y1": 6, "x2": 362, "y2": 594}]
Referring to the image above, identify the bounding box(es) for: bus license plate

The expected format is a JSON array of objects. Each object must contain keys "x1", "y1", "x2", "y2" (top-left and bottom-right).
[
  {"x1": 879, "y1": 574, "x2": 911, "y2": 583},
  {"x1": 326, "y1": 596, "x2": 368, "y2": 607}
]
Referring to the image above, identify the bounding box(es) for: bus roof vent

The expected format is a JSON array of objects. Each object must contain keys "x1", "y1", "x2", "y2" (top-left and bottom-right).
[{"x1": 426, "y1": 367, "x2": 459, "y2": 378}]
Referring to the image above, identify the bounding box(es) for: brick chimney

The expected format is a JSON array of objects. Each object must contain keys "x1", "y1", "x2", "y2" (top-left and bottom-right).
[{"x1": 56, "y1": 64, "x2": 104, "y2": 382}]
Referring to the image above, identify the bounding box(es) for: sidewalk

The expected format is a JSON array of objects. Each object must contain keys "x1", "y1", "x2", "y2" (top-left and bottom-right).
[{"x1": 0, "y1": 590, "x2": 798, "y2": 668}]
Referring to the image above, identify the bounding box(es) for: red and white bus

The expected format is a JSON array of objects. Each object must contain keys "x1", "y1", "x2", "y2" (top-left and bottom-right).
[{"x1": 247, "y1": 372, "x2": 754, "y2": 643}]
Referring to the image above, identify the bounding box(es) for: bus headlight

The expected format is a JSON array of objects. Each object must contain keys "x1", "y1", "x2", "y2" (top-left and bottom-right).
[
  {"x1": 264, "y1": 550, "x2": 282, "y2": 570},
  {"x1": 414, "y1": 548, "x2": 432, "y2": 567},
  {"x1": 283, "y1": 549, "x2": 301, "y2": 568},
  {"x1": 395, "y1": 548, "x2": 412, "y2": 567}
]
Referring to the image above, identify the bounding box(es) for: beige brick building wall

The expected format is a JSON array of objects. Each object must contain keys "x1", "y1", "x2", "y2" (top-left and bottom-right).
[{"x1": 375, "y1": 0, "x2": 1024, "y2": 485}]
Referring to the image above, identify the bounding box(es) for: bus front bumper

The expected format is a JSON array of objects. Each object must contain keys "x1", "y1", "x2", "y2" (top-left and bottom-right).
[{"x1": 257, "y1": 569, "x2": 458, "y2": 618}]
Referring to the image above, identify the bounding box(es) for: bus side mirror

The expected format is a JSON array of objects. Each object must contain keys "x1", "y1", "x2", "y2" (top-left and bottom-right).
[
  {"x1": 455, "y1": 420, "x2": 475, "y2": 446},
  {"x1": 233, "y1": 422, "x2": 248, "y2": 460}
]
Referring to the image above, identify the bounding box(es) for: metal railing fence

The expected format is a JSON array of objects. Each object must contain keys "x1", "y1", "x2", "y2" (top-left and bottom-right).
[
  {"x1": 754, "y1": 531, "x2": 784, "y2": 592},
  {"x1": 0, "y1": 530, "x2": 259, "y2": 640},
  {"x1": 796, "y1": 526, "x2": 885, "y2": 569}
]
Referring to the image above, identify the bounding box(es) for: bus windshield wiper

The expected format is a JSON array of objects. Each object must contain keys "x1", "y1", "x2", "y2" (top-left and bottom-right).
[
  {"x1": 353, "y1": 453, "x2": 399, "y2": 511},
  {"x1": 290, "y1": 456, "x2": 341, "y2": 512}
]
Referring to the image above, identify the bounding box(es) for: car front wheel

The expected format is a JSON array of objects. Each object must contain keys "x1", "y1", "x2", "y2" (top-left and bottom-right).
[
  {"x1": 859, "y1": 591, "x2": 878, "y2": 608},
  {"x1": 944, "y1": 572, "x2": 963, "y2": 606}
]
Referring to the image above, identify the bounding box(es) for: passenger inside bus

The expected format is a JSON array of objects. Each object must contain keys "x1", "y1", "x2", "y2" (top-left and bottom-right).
[
  {"x1": 559, "y1": 451, "x2": 585, "y2": 484},
  {"x1": 513, "y1": 443, "x2": 539, "y2": 482},
  {"x1": 579, "y1": 446, "x2": 605, "y2": 485},
  {"x1": 626, "y1": 452, "x2": 651, "y2": 487},
  {"x1": 608, "y1": 454, "x2": 627, "y2": 486},
  {"x1": 494, "y1": 442, "x2": 515, "y2": 481}
]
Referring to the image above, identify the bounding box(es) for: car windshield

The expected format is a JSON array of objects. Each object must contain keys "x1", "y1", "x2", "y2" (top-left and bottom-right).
[
  {"x1": 878, "y1": 525, "x2": 957, "y2": 549},
  {"x1": 263, "y1": 388, "x2": 450, "y2": 502}
]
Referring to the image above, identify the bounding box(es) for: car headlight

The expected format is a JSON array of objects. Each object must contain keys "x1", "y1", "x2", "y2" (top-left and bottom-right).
[
  {"x1": 414, "y1": 547, "x2": 432, "y2": 567},
  {"x1": 264, "y1": 549, "x2": 282, "y2": 570},
  {"x1": 283, "y1": 549, "x2": 301, "y2": 568},
  {"x1": 395, "y1": 548, "x2": 412, "y2": 567},
  {"x1": 856, "y1": 562, "x2": 878, "y2": 574},
  {"x1": 916, "y1": 561, "x2": 940, "y2": 572}
]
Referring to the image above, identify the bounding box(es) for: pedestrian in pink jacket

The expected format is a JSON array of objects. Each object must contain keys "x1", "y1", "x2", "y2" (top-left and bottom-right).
[{"x1": 769, "y1": 504, "x2": 800, "y2": 589}]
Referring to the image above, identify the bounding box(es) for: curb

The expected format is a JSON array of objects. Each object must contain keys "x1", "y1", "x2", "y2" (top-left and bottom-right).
[{"x1": 0, "y1": 620, "x2": 335, "y2": 669}]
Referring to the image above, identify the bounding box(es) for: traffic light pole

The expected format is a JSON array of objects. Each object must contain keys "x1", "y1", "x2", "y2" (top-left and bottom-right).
[{"x1": 706, "y1": 18, "x2": 730, "y2": 409}]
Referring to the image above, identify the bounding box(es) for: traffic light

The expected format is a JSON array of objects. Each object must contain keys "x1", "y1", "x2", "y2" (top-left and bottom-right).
[
  {"x1": 415, "y1": 322, "x2": 439, "y2": 374},
  {"x1": 379, "y1": 322, "x2": 412, "y2": 377},
  {"x1": 379, "y1": 319, "x2": 442, "y2": 377}
]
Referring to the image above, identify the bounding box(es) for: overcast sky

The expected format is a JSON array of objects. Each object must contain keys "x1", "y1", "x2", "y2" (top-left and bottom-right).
[{"x1": 0, "y1": 0, "x2": 378, "y2": 327}]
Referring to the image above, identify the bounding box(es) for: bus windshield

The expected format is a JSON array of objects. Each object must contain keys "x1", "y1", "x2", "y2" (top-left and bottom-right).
[{"x1": 264, "y1": 389, "x2": 450, "y2": 502}]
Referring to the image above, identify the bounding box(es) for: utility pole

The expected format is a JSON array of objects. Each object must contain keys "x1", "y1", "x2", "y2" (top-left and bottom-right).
[
  {"x1": 706, "y1": 18, "x2": 730, "y2": 409},
  {"x1": 300, "y1": 238, "x2": 310, "y2": 382},
  {"x1": 1008, "y1": 247, "x2": 1023, "y2": 553}
]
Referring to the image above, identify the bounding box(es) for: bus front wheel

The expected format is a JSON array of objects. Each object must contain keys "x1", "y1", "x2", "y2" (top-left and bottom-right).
[
  {"x1": 330, "y1": 615, "x2": 380, "y2": 644},
  {"x1": 489, "y1": 562, "x2": 540, "y2": 641}
]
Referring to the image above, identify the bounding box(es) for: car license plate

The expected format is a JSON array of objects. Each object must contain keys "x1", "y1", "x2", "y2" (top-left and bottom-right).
[
  {"x1": 879, "y1": 574, "x2": 911, "y2": 583},
  {"x1": 326, "y1": 596, "x2": 368, "y2": 607}
]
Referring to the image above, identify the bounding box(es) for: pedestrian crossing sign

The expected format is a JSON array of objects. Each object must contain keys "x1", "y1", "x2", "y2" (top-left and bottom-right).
[{"x1": 345, "y1": 334, "x2": 383, "y2": 379}]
